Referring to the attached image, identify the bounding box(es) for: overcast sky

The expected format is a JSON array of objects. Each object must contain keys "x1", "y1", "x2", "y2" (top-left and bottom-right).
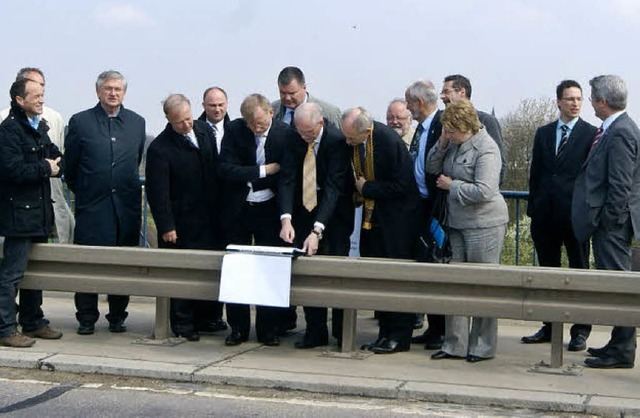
[{"x1": 2, "y1": 0, "x2": 639, "y2": 135}]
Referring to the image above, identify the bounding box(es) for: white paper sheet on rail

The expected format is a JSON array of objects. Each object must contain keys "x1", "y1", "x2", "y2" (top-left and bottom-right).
[{"x1": 218, "y1": 252, "x2": 291, "y2": 307}]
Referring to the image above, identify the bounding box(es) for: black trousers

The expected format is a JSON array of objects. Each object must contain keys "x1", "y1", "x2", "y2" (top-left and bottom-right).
[
  {"x1": 225, "y1": 198, "x2": 285, "y2": 341},
  {"x1": 531, "y1": 217, "x2": 592, "y2": 338}
]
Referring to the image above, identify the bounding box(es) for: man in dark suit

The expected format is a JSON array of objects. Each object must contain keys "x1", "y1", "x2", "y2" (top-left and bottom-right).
[
  {"x1": 65, "y1": 70, "x2": 146, "y2": 335},
  {"x1": 278, "y1": 103, "x2": 354, "y2": 348},
  {"x1": 218, "y1": 93, "x2": 293, "y2": 347},
  {"x1": 522, "y1": 80, "x2": 597, "y2": 351},
  {"x1": 145, "y1": 94, "x2": 221, "y2": 342},
  {"x1": 342, "y1": 107, "x2": 421, "y2": 354},
  {"x1": 572, "y1": 75, "x2": 640, "y2": 369},
  {"x1": 404, "y1": 80, "x2": 445, "y2": 350},
  {"x1": 194, "y1": 86, "x2": 232, "y2": 334},
  {"x1": 439, "y1": 74, "x2": 506, "y2": 183}
]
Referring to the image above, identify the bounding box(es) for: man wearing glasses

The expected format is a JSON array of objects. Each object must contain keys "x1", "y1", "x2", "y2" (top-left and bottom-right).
[{"x1": 386, "y1": 99, "x2": 415, "y2": 150}]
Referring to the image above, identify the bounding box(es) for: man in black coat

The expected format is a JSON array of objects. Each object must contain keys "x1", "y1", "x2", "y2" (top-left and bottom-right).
[
  {"x1": 522, "y1": 80, "x2": 597, "y2": 351},
  {"x1": 0, "y1": 78, "x2": 64, "y2": 347},
  {"x1": 342, "y1": 107, "x2": 421, "y2": 354},
  {"x1": 146, "y1": 94, "x2": 221, "y2": 342},
  {"x1": 218, "y1": 93, "x2": 293, "y2": 347},
  {"x1": 278, "y1": 103, "x2": 354, "y2": 348},
  {"x1": 65, "y1": 70, "x2": 146, "y2": 335}
]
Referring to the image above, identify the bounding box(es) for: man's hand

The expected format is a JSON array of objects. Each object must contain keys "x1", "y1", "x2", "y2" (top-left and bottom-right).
[
  {"x1": 438, "y1": 134, "x2": 450, "y2": 150},
  {"x1": 355, "y1": 176, "x2": 366, "y2": 193},
  {"x1": 46, "y1": 157, "x2": 61, "y2": 176},
  {"x1": 302, "y1": 233, "x2": 319, "y2": 256},
  {"x1": 280, "y1": 218, "x2": 295, "y2": 243},
  {"x1": 436, "y1": 174, "x2": 453, "y2": 190},
  {"x1": 265, "y1": 162, "x2": 280, "y2": 175},
  {"x1": 162, "y1": 230, "x2": 178, "y2": 244}
]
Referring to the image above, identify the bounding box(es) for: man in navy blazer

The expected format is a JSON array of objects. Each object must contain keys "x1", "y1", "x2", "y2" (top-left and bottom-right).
[
  {"x1": 572, "y1": 75, "x2": 640, "y2": 369},
  {"x1": 522, "y1": 80, "x2": 597, "y2": 351}
]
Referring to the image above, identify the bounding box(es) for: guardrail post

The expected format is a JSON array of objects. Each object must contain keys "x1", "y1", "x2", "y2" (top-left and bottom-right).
[
  {"x1": 154, "y1": 297, "x2": 171, "y2": 340},
  {"x1": 341, "y1": 308, "x2": 357, "y2": 352},
  {"x1": 550, "y1": 321, "x2": 564, "y2": 368}
]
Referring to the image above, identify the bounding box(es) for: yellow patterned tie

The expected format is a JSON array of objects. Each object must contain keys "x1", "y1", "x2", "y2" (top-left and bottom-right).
[{"x1": 302, "y1": 142, "x2": 317, "y2": 211}]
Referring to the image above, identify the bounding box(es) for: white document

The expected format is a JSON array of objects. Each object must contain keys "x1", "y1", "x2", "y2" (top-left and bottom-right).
[{"x1": 218, "y1": 252, "x2": 291, "y2": 307}]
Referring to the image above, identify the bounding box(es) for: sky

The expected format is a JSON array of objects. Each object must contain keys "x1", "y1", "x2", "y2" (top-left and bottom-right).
[{"x1": 2, "y1": 0, "x2": 639, "y2": 135}]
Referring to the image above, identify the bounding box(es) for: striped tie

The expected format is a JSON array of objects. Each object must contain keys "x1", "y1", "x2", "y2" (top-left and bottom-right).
[
  {"x1": 255, "y1": 135, "x2": 265, "y2": 165},
  {"x1": 556, "y1": 125, "x2": 569, "y2": 157},
  {"x1": 591, "y1": 126, "x2": 604, "y2": 150},
  {"x1": 302, "y1": 142, "x2": 317, "y2": 211}
]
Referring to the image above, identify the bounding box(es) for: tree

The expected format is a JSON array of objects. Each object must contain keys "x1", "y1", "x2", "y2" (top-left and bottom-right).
[{"x1": 500, "y1": 97, "x2": 558, "y2": 191}]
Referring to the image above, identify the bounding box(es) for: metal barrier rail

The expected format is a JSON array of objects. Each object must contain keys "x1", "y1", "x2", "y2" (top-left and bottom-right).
[{"x1": 19, "y1": 243, "x2": 640, "y2": 368}]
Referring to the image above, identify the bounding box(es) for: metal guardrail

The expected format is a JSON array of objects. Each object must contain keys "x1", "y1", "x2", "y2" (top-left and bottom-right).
[{"x1": 19, "y1": 243, "x2": 640, "y2": 368}]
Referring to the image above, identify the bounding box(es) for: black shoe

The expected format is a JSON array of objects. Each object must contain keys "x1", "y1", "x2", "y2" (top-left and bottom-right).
[
  {"x1": 260, "y1": 335, "x2": 280, "y2": 347},
  {"x1": 108, "y1": 320, "x2": 127, "y2": 333},
  {"x1": 197, "y1": 319, "x2": 228, "y2": 333},
  {"x1": 521, "y1": 327, "x2": 551, "y2": 344},
  {"x1": 587, "y1": 345, "x2": 609, "y2": 358},
  {"x1": 370, "y1": 339, "x2": 409, "y2": 354},
  {"x1": 568, "y1": 335, "x2": 587, "y2": 352},
  {"x1": 361, "y1": 337, "x2": 386, "y2": 351},
  {"x1": 77, "y1": 323, "x2": 95, "y2": 335},
  {"x1": 467, "y1": 355, "x2": 492, "y2": 363},
  {"x1": 431, "y1": 350, "x2": 463, "y2": 360},
  {"x1": 411, "y1": 330, "x2": 444, "y2": 349},
  {"x1": 225, "y1": 330, "x2": 249, "y2": 346},
  {"x1": 584, "y1": 356, "x2": 633, "y2": 369},
  {"x1": 294, "y1": 334, "x2": 328, "y2": 349},
  {"x1": 177, "y1": 331, "x2": 200, "y2": 342},
  {"x1": 413, "y1": 314, "x2": 424, "y2": 330}
]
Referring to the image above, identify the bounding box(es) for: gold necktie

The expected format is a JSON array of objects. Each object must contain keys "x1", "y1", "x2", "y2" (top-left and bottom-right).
[{"x1": 302, "y1": 142, "x2": 317, "y2": 211}]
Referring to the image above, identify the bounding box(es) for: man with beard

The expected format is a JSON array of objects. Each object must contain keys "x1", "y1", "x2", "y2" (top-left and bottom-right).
[{"x1": 386, "y1": 98, "x2": 415, "y2": 149}]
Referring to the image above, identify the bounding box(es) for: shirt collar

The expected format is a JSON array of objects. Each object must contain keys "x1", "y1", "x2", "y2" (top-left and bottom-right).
[
  {"x1": 557, "y1": 117, "x2": 579, "y2": 130},
  {"x1": 602, "y1": 110, "x2": 625, "y2": 132}
]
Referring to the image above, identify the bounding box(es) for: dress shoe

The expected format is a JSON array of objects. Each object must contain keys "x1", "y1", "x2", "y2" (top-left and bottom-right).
[
  {"x1": 260, "y1": 335, "x2": 280, "y2": 347},
  {"x1": 584, "y1": 356, "x2": 634, "y2": 369},
  {"x1": 197, "y1": 319, "x2": 228, "y2": 333},
  {"x1": 520, "y1": 327, "x2": 551, "y2": 344},
  {"x1": 431, "y1": 350, "x2": 463, "y2": 360},
  {"x1": 23, "y1": 325, "x2": 63, "y2": 340},
  {"x1": 413, "y1": 314, "x2": 424, "y2": 330},
  {"x1": 108, "y1": 320, "x2": 127, "y2": 333},
  {"x1": 225, "y1": 330, "x2": 249, "y2": 346},
  {"x1": 294, "y1": 334, "x2": 328, "y2": 349},
  {"x1": 176, "y1": 331, "x2": 200, "y2": 342},
  {"x1": 411, "y1": 330, "x2": 444, "y2": 350},
  {"x1": 587, "y1": 346, "x2": 609, "y2": 358},
  {"x1": 361, "y1": 337, "x2": 386, "y2": 351},
  {"x1": 467, "y1": 355, "x2": 492, "y2": 363},
  {"x1": 77, "y1": 323, "x2": 95, "y2": 335},
  {"x1": 0, "y1": 332, "x2": 35, "y2": 347},
  {"x1": 567, "y1": 335, "x2": 587, "y2": 352},
  {"x1": 370, "y1": 339, "x2": 409, "y2": 354}
]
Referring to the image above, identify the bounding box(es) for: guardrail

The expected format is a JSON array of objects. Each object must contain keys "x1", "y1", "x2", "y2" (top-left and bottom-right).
[{"x1": 19, "y1": 244, "x2": 640, "y2": 369}]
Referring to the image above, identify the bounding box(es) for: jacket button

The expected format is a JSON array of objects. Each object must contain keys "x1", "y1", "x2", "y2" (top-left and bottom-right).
[
  {"x1": 112, "y1": 188, "x2": 116, "y2": 193},
  {"x1": 112, "y1": 163, "x2": 115, "y2": 167},
  {"x1": 111, "y1": 137, "x2": 116, "y2": 142},
  {"x1": 26, "y1": 205, "x2": 30, "y2": 209}
]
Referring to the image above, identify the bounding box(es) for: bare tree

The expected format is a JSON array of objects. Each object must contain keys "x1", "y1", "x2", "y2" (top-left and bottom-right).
[{"x1": 500, "y1": 97, "x2": 558, "y2": 191}]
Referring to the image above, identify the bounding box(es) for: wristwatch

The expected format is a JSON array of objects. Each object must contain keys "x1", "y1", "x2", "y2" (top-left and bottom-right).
[{"x1": 310, "y1": 229, "x2": 323, "y2": 240}]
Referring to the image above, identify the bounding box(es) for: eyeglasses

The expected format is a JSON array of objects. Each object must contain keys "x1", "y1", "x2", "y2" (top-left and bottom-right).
[{"x1": 561, "y1": 97, "x2": 583, "y2": 103}]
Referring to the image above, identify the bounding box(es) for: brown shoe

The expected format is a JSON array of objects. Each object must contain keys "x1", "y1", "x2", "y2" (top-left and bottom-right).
[
  {"x1": 0, "y1": 332, "x2": 36, "y2": 347},
  {"x1": 23, "y1": 325, "x2": 63, "y2": 340}
]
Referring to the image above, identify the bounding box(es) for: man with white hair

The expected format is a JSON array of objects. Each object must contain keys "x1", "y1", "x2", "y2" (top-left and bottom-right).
[{"x1": 386, "y1": 99, "x2": 415, "y2": 149}]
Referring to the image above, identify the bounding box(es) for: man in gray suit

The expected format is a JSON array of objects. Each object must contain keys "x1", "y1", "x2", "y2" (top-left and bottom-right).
[
  {"x1": 271, "y1": 66, "x2": 342, "y2": 129},
  {"x1": 572, "y1": 74, "x2": 640, "y2": 369}
]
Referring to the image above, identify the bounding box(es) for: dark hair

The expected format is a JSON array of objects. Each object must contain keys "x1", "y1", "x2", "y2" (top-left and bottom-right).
[
  {"x1": 444, "y1": 74, "x2": 472, "y2": 99},
  {"x1": 556, "y1": 80, "x2": 582, "y2": 100},
  {"x1": 202, "y1": 86, "x2": 228, "y2": 101},
  {"x1": 10, "y1": 78, "x2": 30, "y2": 104},
  {"x1": 277, "y1": 66, "x2": 305, "y2": 86}
]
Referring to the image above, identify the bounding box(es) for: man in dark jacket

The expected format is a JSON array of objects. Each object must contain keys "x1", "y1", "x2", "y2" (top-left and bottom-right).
[
  {"x1": 0, "y1": 78, "x2": 64, "y2": 347},
  {"x1": 145, "y1": 94, "x2": 221, "y2": 341},
  {"x1": 65, "y1": 70, "x2": 146, "y2": 335}
]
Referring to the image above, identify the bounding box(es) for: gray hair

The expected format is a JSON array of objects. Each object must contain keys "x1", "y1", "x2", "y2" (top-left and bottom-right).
[
  {"x1": 406, "y1": 80, "x2": 438, "y2": 105},
  {"x1": 294, "y1": 102, "x2": 323, "y2": 125},
  {"x1": 162, "y1": 94, "x2": 191, "y2": 115},
  {"x1": 342, "y1": 107, "x2": 373, "y2": 134},
  {"x1": 16, "y1": 67, "x2": 45, "y2": 83},
  {"x1": 387, "y1": 98, "x2": 407, "y2": 109},
  {"x1": 96, "y1": 70, "x2": 128, "y2": 91},
  {"x1": 590, "y1": 75, "x2": 627, "y2": 111}
]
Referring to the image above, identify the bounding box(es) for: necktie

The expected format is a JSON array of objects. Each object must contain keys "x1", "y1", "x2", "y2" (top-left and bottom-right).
[
  {"x1": 211, "y1": 125, "x2": 218, "y2": 140},
  {"x1": 556, "y1": 125, "x2": 569, "y2": 157},
  {"x1": 409, "y1": 124, "x2": 424, "y2": 161},
  {"x1": 591, "y1": 126, "x2": 604, "y2": 150},
  {"x1": 255, "y1": 135, "x2": 265, "y2": 165},
  {"x1": 302, "y1": 142, "x2": 317, "y2": 211},
  {"x1": 283, "y1": 109, "x2": 294, "y2": 126}
]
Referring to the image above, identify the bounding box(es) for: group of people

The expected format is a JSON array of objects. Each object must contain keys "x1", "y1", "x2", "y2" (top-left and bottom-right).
[{"x1": 0, "y1": 65, "x2": 637, "y2": 370}]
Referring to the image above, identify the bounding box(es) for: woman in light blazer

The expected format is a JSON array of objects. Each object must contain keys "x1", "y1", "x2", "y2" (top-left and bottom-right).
[{"x1": 425, "y1": 100, "x2": 508, "y2": 363}]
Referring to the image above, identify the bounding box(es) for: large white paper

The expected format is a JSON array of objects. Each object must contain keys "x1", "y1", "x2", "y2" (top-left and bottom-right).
[{"x1": 218, "y1": 252, "x2": 291, "y2": 307}]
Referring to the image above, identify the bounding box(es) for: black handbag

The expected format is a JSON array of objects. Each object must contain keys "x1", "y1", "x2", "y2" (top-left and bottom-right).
[{"x1": 416, "y1": 190, "x2": 452, "y2": 263}]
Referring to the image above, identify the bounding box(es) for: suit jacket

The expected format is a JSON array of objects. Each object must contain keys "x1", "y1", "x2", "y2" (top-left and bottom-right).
[
  {"x1": 426, "y1": 128, "x2": 508, "y2": 230},
  {"x1": 65, "y1": 103, "x2": 145, "y2": 246},
  {"x1": 272, "y1": 94, "x2": 342, "y2": 129},
  {"x1": 218, "y1": 117, "x2": 294, "y2": 226},
  {"x1": 145, "y1": 120, "x2": 220, "y2": 250},
  {"x1": 196, "y1": 112, "x2": 231, "y2": 157},
  {"x1": 359, "y1": 121, "x2": 421, "y2": 259},
  {"x1": 572, "y1": 112, "x2": 640, "y2": 243},
  {"x1": 477, "y1": 110, "x2": 506, "y2": 183},
  {"x1": 528, "y1": 118, "x2": 597, "y2": 224},
  {"x1": 278, "y1": 121, "x2": 354, "y2": 253}
]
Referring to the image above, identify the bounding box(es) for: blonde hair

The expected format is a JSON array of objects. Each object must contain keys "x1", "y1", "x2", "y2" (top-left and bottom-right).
[{"x1": 440, "y1": 100, "x2": 481, "y2": 134}]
